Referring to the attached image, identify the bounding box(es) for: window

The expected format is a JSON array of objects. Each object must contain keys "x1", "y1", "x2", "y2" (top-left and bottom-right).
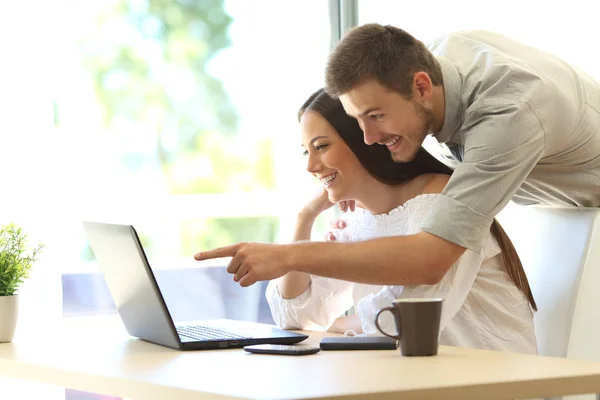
[
  {"x1": 2, "y1": 1, "x2": 334, "y2": 398},
  {"x1": 1, "y1": 0, "x2": 332, "y2": 342},
  {"x1": 57, "y1": 0, "x2": 333, "y2": 323}
]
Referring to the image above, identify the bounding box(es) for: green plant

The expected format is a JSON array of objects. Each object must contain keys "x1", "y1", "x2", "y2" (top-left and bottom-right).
[{"x1": 0, "y1": 224, "x2": 43, "y2": 296}]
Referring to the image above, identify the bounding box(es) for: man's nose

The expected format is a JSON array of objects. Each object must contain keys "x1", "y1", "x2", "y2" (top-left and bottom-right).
[{"x1": 363, "y1": 123, "x2": 381, "y2": 145}]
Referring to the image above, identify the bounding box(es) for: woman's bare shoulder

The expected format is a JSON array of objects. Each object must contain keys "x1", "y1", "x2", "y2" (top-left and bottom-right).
[{"x1": 418, "y1": 173, "x2": 451, "y2": 195}]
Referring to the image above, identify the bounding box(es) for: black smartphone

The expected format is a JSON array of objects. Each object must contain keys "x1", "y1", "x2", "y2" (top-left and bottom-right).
[
  {"x1": 243, "y1": 344, "x2": 321, "y2": 356},
  {"x1": 320, "y1": 336, "x2": 398, "y2": 350}
]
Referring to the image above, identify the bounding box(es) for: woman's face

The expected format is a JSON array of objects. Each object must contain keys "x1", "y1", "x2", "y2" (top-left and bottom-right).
[{"x1": 300, "y1": 111, "x2": 373, "y2": 203}]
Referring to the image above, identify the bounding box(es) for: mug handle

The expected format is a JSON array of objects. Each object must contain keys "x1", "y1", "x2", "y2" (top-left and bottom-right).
[{"x1": 374, "y1": 306, "x2": 402, "y2": 340}]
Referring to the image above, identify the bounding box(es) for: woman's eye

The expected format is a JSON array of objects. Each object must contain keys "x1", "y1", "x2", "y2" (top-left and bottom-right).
[
  {"x1": 371, "y1": 114, "x2": 383, "y2": 120},
  {"x1": 302, "y1": 149, "x2": 308, "y2": 156},
  {"x1": 315, "y1": 144, "x2": 328, "y2": 150}
]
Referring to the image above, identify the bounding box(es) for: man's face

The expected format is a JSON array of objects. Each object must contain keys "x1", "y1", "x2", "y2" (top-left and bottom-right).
[{"x1": 339, "y1": 79, "x2": 434, "y2": 163}]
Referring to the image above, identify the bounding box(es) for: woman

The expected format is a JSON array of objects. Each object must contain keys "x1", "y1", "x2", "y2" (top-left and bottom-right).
[{"x1": 266, "y1": 89, "x2": 538, "y2": 354}]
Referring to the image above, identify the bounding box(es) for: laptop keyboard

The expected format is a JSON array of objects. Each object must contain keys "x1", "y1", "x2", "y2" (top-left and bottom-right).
[{"x1": 176, "y1": 325, "x2": 251, "y2": 341}]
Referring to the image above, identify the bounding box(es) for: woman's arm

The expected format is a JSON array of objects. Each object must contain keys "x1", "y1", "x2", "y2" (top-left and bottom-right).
[
  {"x1": 328, "y1": 315, "x2": 363, "y2": 334},
  {"x1": 277, "y1": 210, "x2": 314, "y2": 299},
  {"x1": 266, "y1": 188, "x2": 355, "y2": 331}
]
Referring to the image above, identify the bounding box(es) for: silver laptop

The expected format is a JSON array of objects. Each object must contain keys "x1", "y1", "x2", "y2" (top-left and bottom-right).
[{"x1": 82, "y1": 221, "x2": 308, "y2": 350}]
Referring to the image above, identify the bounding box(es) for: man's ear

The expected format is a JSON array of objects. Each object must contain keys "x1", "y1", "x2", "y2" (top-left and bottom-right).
[{"x1": 413, "y1": 72, "x2": 434, "y2": 101}]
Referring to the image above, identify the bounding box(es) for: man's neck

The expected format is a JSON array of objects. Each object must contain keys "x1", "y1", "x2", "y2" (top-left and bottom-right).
[{"x1": 431, "y1": 85, "x2": 446, "y2": 133}]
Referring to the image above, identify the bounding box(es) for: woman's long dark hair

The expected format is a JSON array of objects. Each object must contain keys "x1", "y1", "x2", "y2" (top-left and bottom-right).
[{"x1": 299, "y1": 89, "x2": 537, "y2": 311}]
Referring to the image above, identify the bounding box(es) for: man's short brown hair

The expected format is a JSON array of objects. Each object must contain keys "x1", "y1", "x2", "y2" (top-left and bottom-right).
[{"x1": 325, "y1": 24, "x2": 443, "y2": 99}]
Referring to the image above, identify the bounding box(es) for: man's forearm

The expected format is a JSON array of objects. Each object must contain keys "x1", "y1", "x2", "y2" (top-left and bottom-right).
[{"x1": 288, "y1": 232, "x2": 465, "y2": 286}]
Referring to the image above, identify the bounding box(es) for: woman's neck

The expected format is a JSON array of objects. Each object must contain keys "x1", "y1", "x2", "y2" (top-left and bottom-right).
[{"x1": 352, "y1": 177, "x2": 421, "y2": 215}]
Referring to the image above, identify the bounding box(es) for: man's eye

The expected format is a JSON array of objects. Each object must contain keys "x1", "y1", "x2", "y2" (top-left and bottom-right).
[{"x1": 371, "y1": 114, "x2": 383, "y2": 120}]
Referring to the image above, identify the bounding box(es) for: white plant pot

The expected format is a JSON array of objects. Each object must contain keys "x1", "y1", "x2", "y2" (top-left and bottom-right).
[{"x1": 0, "y1": 295, "x2": 18, "y2": 342}]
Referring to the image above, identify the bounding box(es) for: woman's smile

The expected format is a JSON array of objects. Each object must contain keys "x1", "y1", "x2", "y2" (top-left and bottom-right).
[{"x1": 320, "y1": 172, "x2": 338, "y2": 187}]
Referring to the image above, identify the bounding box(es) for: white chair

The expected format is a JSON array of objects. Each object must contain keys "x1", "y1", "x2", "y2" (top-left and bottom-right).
[{"x1": 498, "y1": 204, "x2": 600, "y2": 400}]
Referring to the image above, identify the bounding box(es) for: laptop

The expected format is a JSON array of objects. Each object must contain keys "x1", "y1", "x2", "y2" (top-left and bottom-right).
[{"x1": 82, "y1": 221, "x2": 308, "y2": 350}]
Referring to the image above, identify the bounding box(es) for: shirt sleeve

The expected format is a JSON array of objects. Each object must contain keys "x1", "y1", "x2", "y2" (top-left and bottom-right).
[
  {"x1": 265, "y1": 276, "x2": 354, "y2": 331},
  {"x1": 422, "y1": 102, "x2": 546, "y2": 253},
  {"x1": 357, "y1": 244, "x2": 485, "y2": 336}
]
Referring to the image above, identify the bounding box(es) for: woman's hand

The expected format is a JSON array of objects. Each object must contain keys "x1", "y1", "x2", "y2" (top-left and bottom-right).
[
  {"x1": 325, "y1": 219, "x2": 345, "y2": 242},
  {"x1": 327, "y1": 315, "x2": 363, "y2": 334},
  {"x1": 337, "y1": 200, "x2": 355, "y2": 213}
]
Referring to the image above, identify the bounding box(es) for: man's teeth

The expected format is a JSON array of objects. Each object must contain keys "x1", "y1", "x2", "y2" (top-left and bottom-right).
[
  {"x1": 320, "y1": 173, "x2": 337, "y2": 185},
  {"x1": 386, "y1": 137, "x2": 399, "y2": 147}
]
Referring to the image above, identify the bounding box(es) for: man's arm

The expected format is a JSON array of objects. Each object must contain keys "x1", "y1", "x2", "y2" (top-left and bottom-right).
[
  {"x1": 289, "y1": 231, "x2": 465, "y2": 285},
  {"x1": 293, "y1": 175, "x2": 466, "y2": 285},
  {"x1": 423, "y1": 102, "x2": 547, "y2": 253},
  {"x1": 195, "y1": 177, "x2": 466, "y2": 287},
  {"x1": 194, "y1": 231, "x2": 466, "y2": 287}
]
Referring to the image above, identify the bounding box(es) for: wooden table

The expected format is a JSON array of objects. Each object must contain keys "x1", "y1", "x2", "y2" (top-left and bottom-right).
[{"x1": 1, "y1": 316, "x2": 600, "y2": 399}]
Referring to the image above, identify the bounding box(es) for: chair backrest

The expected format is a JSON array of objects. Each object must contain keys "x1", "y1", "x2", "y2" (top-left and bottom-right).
[{"x1": 497, "y1": 204, "x2": 600, "y2": 359}]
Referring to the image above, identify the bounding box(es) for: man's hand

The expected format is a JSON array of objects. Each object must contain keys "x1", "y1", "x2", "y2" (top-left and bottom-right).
[{"x1": 194, "y1": 242, "x2": 291, "y2": 287}]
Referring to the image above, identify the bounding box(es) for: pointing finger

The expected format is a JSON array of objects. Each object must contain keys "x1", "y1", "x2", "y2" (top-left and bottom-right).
[{"x1": 194, "y1": 244, "x2": 238, "y2": 261}]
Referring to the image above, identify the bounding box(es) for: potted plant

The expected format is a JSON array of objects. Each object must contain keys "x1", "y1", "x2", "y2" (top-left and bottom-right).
[{"x1": 0, "y1": 223, "x2": 43, "y2": 342}]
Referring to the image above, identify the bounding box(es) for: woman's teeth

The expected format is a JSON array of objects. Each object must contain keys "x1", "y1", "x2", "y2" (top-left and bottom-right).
[{"x1": 320, "y1": 173, "x2": 338, "y2": 186}]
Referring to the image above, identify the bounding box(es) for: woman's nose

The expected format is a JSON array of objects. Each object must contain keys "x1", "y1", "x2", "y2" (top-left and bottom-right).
[{"x1": 306, "y1": 153, "x2": 321, "y2": 174}]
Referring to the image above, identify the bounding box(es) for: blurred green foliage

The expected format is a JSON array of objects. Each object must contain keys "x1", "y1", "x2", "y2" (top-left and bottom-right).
[
  {"x1": 0, "y1": 224, "x2": 44, "y2": 296},
  {"x1": 77, "y1": 0, "x2": 275, "y2": 194},
  {"x1": 75, "y1": 0, "x2": 279, "y2": 256}
]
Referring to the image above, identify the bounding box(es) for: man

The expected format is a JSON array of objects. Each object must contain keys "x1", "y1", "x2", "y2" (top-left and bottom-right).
[{"x1": 195, "y1": 24, "x2": 600, "y2": 287}]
